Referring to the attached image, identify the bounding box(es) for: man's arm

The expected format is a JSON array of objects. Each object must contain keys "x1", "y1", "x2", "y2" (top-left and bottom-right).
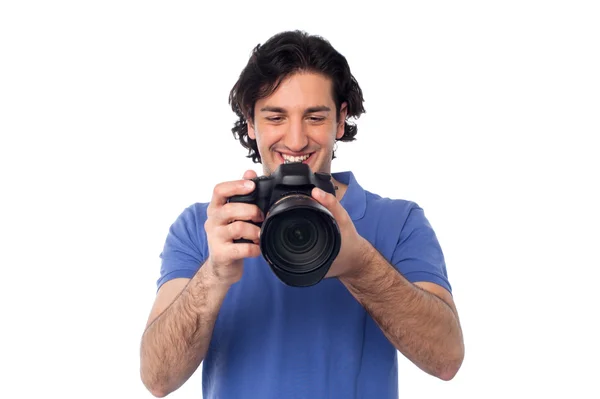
[
  {"x1": 140, "y1": 170, "x2": 263, "y2": 397},
  {"x1": 140, "y1": 265, "x2": 230, "y2": 397},
  {"x1": 310, "y1": 187, "x2": 464, "y2": 380},
  {"x1": 339, "y1": 243, "x2": 464, "y2": 381}
]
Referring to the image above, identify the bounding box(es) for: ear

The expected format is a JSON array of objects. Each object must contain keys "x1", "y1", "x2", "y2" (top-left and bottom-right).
[
  {"x1": 247, "y1": 118, "x2": 256, "y2": 140},
  {"x1": 336, "y1": 102, "x2": 348, "y2": 140}
]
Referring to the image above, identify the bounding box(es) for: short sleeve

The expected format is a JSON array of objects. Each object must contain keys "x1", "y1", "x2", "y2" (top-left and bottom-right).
[
  {"x1": 156, "y1": 203, "x2": 209, "y2": 291},
  {"x1": 390, "y1": 205, "x2": 452, "y2": 294}
]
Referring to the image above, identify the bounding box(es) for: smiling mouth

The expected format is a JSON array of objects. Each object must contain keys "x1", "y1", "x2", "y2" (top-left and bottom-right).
[{"x1": 278, "y1": 152, "x2": 314, "y2": 164}]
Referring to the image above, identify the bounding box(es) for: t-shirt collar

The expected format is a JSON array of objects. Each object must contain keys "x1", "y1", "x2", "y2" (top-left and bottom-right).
[{"x1": 331, "y1": 171, "x2": 367, "y2": 221}]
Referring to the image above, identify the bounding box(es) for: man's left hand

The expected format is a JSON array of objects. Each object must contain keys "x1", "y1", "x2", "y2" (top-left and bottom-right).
[{"x1": 311, "y1": 187, "x2": 371, "y2": 279}]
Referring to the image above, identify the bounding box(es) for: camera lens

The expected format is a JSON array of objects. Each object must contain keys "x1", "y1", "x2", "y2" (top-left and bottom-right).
[
  {"x1": 282, "y1": 220, "x2": 317, "y2": 253},
  {"x1": 260, "y1": 194, "x2": 341, "y2": 283}
]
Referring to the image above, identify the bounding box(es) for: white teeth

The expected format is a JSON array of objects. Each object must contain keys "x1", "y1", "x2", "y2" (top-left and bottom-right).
[{"x1": 281, "y1": 153, "x2": 310, "y2": 163}]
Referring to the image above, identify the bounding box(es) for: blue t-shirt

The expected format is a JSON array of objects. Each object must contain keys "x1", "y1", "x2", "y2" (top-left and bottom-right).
[{"x1": 157, "y1": 171, "x2": 451, "y2": 399}]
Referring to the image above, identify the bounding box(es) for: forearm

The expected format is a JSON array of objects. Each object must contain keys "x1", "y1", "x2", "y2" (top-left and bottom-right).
[
  {"x1": 339, "y1": 244, "x2": 464, "y2": 380},
  {"x1": 140, "y1": 264, "x2": 230, "y2": 396}
]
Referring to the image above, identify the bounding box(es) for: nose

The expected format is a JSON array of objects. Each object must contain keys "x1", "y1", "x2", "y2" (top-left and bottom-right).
[{"x1": 283, "y1": 119, "x2": 309, "y2": 152}]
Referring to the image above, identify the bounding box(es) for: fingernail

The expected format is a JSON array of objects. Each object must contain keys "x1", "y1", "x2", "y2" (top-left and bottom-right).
[
  {"x1": 244, "y1": 180, "x2": 254, "y2": 189},
  {"x1": 314, "y1": 188, "x2": 324, "y2": 198}
]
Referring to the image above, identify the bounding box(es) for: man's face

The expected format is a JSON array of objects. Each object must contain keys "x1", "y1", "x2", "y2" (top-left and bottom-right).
[{"x1": 247, "y1": 72, "x2": 348, "y2": 176}]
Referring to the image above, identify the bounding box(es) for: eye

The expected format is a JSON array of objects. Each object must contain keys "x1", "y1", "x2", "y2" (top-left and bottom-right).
[
  {"x1": 267, "y1": 116, "x2": 284, "y2": 122},
  {"x1": 307, "y1": 116, "x2": 325, "y2": 122}
]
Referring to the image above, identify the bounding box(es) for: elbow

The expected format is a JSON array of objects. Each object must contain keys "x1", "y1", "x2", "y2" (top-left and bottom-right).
[
  {"x1": 140, "y1": 368, "x2": 172, "y2": 398},
  {"x1": 437, "y1": 345, "x2": 464, "y2": 381},
  {"x1": 141, "y1": 378, "x2": 171, "y2": 398},
  {"x1": 438, "y1": 364, "x2": 460, "y2": 381},
  {"x1": 149, "y1": 388, "x2": 169, "y2": 398}
]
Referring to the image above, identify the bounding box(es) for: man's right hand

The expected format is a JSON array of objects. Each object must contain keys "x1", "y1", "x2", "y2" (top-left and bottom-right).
[
  {"x1": 203, "y1": 170, "x2": 264, "y2": 286},
  {"x1": 141, "y1": 170, "x2": 263, "y2": 396}
]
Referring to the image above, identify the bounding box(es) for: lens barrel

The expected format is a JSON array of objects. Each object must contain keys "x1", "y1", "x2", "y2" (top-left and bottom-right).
[{"x1": 260, "y1": 194, "x2": 341, "y2": 287}]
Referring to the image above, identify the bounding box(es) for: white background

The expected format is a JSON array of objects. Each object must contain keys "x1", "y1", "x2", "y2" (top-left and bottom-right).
[{"x1": 1, "y1": 1, "x2": 599, "y2": 398}]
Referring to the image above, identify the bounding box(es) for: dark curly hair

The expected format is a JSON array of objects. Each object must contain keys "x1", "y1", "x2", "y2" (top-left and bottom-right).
[{"x1": 228, "y1": 30, "x2": 366, "y2": 164}]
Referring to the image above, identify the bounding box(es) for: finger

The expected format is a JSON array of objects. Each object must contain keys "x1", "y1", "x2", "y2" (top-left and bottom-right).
[
  {"x1": 243, "y1": 169, "x2": 258, "y2": 180},
  {"x1": 209, "y1": 179, "x2": 256, "y2": 208},
  {"x1": 216, "y1": 202, "x2": 264, "y2": 224},
  {"x1": 221, "y1": 220, "x2": 261, "y2": 244},
  {"x1": 312, "y1": 187, "x2": 345, "y2": 221},
  {"x1": 225, "y1": 242, "x2": 262, "y2": 260}
]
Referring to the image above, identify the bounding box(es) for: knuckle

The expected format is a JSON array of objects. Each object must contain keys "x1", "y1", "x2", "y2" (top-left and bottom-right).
[
  {"x1": 206, "y1": 205, "x2": 216, "y2": 219},
  {"x1": 216, "y1": 204, "x2": 226, "y2": 215},
  {"x1": 212, "y1": 184, "x2": 221, "y2": 198},
  {"x1": 209, "y1": 205, "x2": 225, "y2": 224},
  {"x1": 215, "y1": 224, "x2": 228, "y2": 240},
  {"x1": 228, "y1": 221, "x2": 241, "y2": 237},
  {"x1": 213, "y1": 182, "x2": 230, "y2": 199},
  {"x1": 205, "y1": 219, "x2": 218, "y2": 235},
  {"x1": 229, "y1": 244, "x2": 241, "y2": 259}
]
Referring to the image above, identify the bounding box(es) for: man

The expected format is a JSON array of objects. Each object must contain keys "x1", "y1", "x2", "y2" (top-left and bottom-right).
[{"x1": 140, "y1": 30, "x2": 464, "y2": 398}]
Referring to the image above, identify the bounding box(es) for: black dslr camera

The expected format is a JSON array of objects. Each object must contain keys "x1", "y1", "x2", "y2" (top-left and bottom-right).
[{"x1": 228, "y1": 163, "x2": 341, "y2": 287}]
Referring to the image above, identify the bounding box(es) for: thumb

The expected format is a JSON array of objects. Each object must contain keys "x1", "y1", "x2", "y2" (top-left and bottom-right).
[
  {"x1": 243, "y1": 169, "x2": 258, "y2": 180},
  {"x1": 312, "y1": 187, "x2": 350, "y2": 228},
  {"x1": 312, "y1": 187, "x2": 339, "y2": 214}
]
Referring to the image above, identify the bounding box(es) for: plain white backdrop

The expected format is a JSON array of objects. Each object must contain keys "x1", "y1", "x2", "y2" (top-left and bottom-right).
[{"x1": 1, "y1": 1, "x2": 599, "y2": 398}]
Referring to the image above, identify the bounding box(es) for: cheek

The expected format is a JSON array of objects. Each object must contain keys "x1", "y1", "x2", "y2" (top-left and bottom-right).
[
  {"x1": 318, "y1": 130, "x2": 338, "y2": 148},
  {"x1": 255, "y1": 126, "x2": 279, "y2": 147}
]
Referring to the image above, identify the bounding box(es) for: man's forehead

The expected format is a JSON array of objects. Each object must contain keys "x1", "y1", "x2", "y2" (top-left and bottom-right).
[{"x1": 256, "y1": 73, "x2": 335, "y2": 107}]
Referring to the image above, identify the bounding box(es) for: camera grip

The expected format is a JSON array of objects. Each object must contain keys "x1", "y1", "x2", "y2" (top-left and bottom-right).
[
  {"x1": 227, "y1": 188, "x2": 261, "y2": 244},
  {"x1": 228, "y1": 194, "x2": 254, "y2": 203}
]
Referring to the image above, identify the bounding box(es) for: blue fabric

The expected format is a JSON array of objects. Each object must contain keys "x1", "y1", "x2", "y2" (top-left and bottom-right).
[{"x1": 157, "y1": 171, "x2": 451, "y2": 399}]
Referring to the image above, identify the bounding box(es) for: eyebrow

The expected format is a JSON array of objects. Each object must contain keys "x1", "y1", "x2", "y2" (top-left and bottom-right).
[{"x1": 259, "y1": 105, "x2": 331, "y2": 114}]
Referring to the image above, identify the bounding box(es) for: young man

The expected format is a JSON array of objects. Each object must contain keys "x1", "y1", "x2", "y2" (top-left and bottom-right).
[{"x1": 140, "y1": 30, "x2": 464, "y2": 398}]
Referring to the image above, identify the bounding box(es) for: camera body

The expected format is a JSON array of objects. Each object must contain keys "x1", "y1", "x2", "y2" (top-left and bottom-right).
[
  {"x1": 229, "y1": 162, "x2": 337, "y2": 217},
  {"x1": 228, "y1": 162, "x2": 341, "y2": 287}
]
